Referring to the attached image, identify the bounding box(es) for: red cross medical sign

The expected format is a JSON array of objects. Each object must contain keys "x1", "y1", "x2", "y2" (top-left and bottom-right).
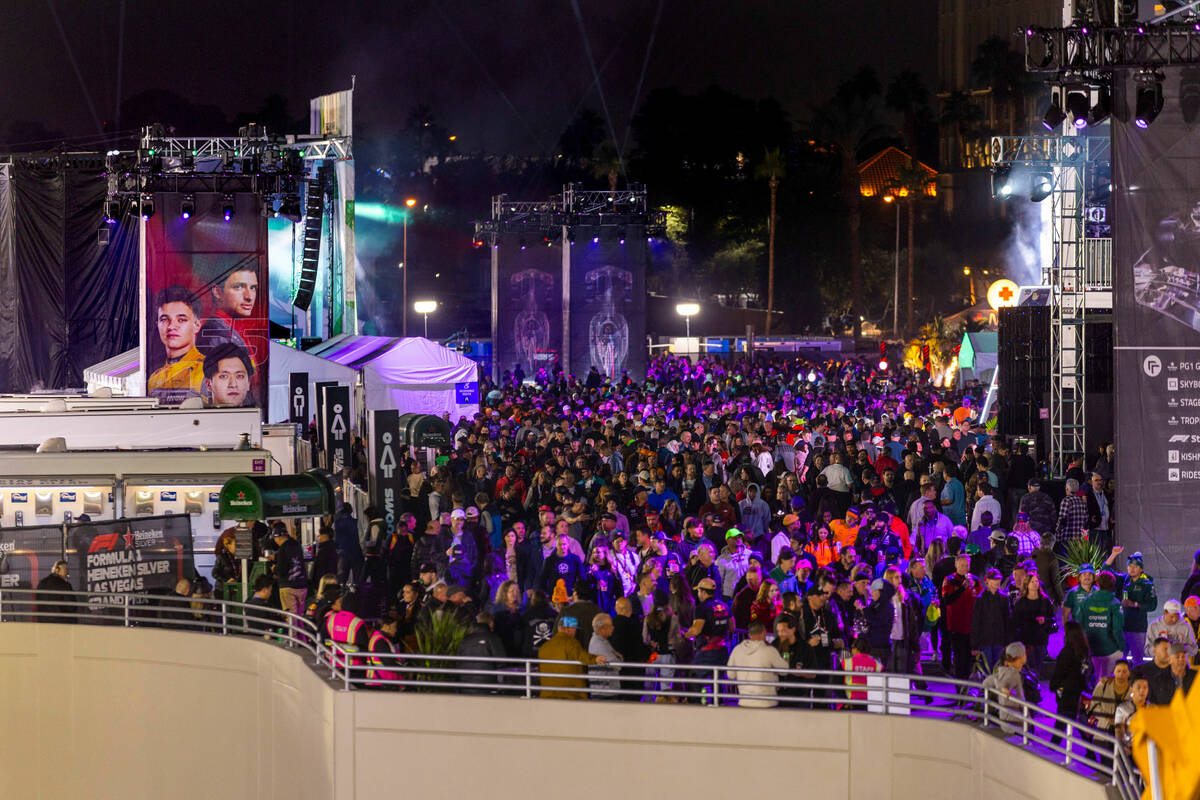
[{"x1": 987, "y1": 278, "x2": 1020, "y2": 309}]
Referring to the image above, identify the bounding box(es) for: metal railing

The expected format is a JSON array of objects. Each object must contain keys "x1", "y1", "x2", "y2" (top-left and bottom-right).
[{"x1": 0, "y1": 589, "x2": 1146, "y2": 799}]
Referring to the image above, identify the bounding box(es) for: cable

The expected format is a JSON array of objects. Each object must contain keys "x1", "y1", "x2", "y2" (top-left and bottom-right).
[{"x1": 44, "y1": 0, "x2": 105, "y2": 135}]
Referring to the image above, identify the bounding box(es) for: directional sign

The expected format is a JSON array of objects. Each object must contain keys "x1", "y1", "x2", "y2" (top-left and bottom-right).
[
  {"x1": 289, "y1": 372, "x2": 309, "y2": 426},
  {"x1": 372, "y1": 409, "x2": 402, "y2": 536},
  {"x1": 321, "y1": 384, "x2": 351, "y2": 476}
]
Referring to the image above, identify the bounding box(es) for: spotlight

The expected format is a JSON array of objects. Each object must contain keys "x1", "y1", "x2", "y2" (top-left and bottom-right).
[
  {"x1": 1065, "y1": 91, "x2": 1090, "y2": 129},
  {"x1": 1088, "y1": 89, "x2": 1111, "y2": 126},
  {"x1": 567, "y1": 228, "x2": 576, "y2": 246},
  {"x1": 1135, "y1": 76, "x2": 1164, "y2": 128},
  {"x1": 519, "y1": 238, "x2": 527, "y2": 250},
  {"x1": 1042, "y1": 100, "x2": 1067, "y2": 130},
  {"x1": 103, "y1": 198, "x2": 122, "y2": 223},
  {"x1": 278, "y1": 194, "x2": 302, "y2": 223},
  {"x1": 472, "y1": 238, "x2": 485, "y2": 248},
  {"x1": 1030, "y1": 173, "x2": 1053, "y2": 203},
  {"x1": 992, "y1": 167, "x2": 1013, "y2": 200},
  {"x1": 221, "y1": 194, "x2": 234, "y2": 221},
  {"x1": 181, "y1": 194, "x2": 194, "y2": 220},
  {"x1": 618, "y1": 226, "x2": 626, "y2": 245},
  {"x1": 592, "y1": 236, "x2": 599, "y2": 244},
  {"x1": 140, "y1": 194, "x2": 155, "y2": 220}
]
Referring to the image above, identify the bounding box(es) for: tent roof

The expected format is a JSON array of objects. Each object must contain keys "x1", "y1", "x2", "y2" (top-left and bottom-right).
[
  {"x1": 306, "y1": 334, "x2": 399, "y2": 368},
  {"x1": 83, "y1": 348, "x2": 140, "y2": 389},
  {"x1": 360, "y1": 337, "x2": 478, "y2": 385}
]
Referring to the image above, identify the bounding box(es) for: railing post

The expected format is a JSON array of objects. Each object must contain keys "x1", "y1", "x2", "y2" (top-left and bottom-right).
[
  {"x1": 221, "y1": 603, "x2": 227, "y2": 636},
  {"x1": 123, "y1": 594, "x2": 130, "y2": 627},
  {"x1": 343, "y1": 649, "x2": 350, "y2": 692},
  {"x1": 1021, "y1": 702, "x2": 1029, "y2": 745},
  {"x1": 0, "y1": 589, "x2": 4, "y2": 623},
  {"x1": 1110, "y1": 738, "x2": 1119, "y2": 786},
  {"x1": 1064, "y1": 722, "x2": 1073, "y2": 767},
  {"x1": 524, "y1": 661, "x2": 532, "y2": 699},
  {"x1": 881, "y1": 676, "x2": 890, "y2": 715},
  {"x1": 711, "y1": 666, "x2": 719, "y2": 707}
]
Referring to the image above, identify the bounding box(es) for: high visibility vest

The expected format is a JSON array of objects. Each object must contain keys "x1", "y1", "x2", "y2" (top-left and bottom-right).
[
  {"x1": 365, "y1": 631, "x2": 400, "y2": 687},
  {"x1": 325, "y1": 610, "x2": 364, "y2": 671}
]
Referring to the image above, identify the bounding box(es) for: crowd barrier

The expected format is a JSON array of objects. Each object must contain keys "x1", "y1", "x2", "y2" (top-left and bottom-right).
[{"x1": 0, "y1": 589, "x2": 1146, "y2": 800}]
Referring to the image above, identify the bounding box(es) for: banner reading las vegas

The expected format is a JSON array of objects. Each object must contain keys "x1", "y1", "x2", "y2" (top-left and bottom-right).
[{"x1": 142, "y1": 192, "x2": 268, "y2": 417}]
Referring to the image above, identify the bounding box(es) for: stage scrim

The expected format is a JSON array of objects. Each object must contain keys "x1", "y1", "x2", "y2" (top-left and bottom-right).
[
  {"x1": 568, "y1": 227, "x2": 646, "y2": 380},
  {"x1": 1113, "y1": 68, "x2": 1200, "y2": 592},
  {"x1": 492, "y1": 235, "x2": 564, "y2": 381}
]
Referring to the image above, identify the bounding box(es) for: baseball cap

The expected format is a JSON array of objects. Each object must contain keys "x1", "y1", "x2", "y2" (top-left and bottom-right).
[
  {"x1": 1186, "y1": 596, "x2": 1200, "y2": 608},
  {"x1": 870, "y1": 578, "x2": 886, "y2": 592},
  {"x1": 797, "y1": 559, "x2": 815, "y2": 571},
  {"x1": 559, "y1": 616, "x2": 579, "y2": 628},
  {"x1": 466, "y1": 506, "x2": 480, "y2": 517},
  {"x1": 450, "y1": 509, "x2": 466, "y2": 519},
  {"x1": 1016, "y1": 511, "x2": 1030, "y2": 522},
  {"x1": 1077, "y1": 562, "x2": 1095, "y2": 576},
  {"x1": 419, "y1": 562, "x2": 437, "y2": 573},
  {"x1": 1004, "y1": 642, "x2": 1027, "y2": 659},
  {"x1": 446, "y1": 584, "x2": 467, "y2": 597},
  {"x1": 1170, "y1": 642, "x2": 1189, "y2": 655},
  {"x1": 725, "y1": 528, "x2": 744, "y2": 540},
  {"x1": 985, "y1": 568, "x2": 1003, "y2": 581},
  {"x1": 989, "y1": 529, "x2": 1006, "y2": 543},
  {"x1": 694, "y1": 577, "x2": 717, "y2": 592},
  {"x1": 1164, "y1": 599, "x2": 1182, "y2": 614},
  {"x1": 1127, "y1": 551, "x2": 1145, "y2": 566},
  {"x1": 782, "y1": 514, "x2": 799, "y2": 527}
]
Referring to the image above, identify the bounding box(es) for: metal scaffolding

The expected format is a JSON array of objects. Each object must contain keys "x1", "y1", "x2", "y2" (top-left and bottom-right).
[{"x1": 991, "y1": 135, "x2": 1110, "y2": 474}]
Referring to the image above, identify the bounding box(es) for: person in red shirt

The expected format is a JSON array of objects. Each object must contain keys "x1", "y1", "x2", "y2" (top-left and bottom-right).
[
  {"x1": 842, "y1": 636, "x2": 883, "y2": 706},
  {"x1": 941, "y1": 552, "x2": 982, "y2": 685}
]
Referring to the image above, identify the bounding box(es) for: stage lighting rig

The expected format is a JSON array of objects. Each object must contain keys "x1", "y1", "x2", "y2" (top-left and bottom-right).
[
  {"x1": 221, "y1": 194, "x2": 235, "y2": 221},
  {"x1": 1089, "y1": 88, "x2": 1111, "y2": 126},
  {"x1": 1135, "y1": 71, "x2": 1164, "y2": 129},
  {"x1": 1065, "y1": 91, "x2": 1091, "y2": 129},
  {"x1": 103, "y1": 198, "x2": 122, "y2": 223},
  {"x1": 1030, "y1": 173, "x2": 1053, "y2": 203},
  {"x1": 1042, "y1": 98, "x2": 1067, "y2": 130},
  {"x1": 181, "y1": 194, "x2": 194, "y2": 220},
  {"x1": 140, "y1": 194, "x2": 155, "y2": 220},
  {"x1": 278, "y1": 193, "x2": 302, "y2": 223}
]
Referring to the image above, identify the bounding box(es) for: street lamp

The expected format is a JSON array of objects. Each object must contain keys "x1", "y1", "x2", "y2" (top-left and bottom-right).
[
  {"x1": 675, "y1": 302, "x2": 700, "y2": 357},
  {"x1": 963, "y1": 267, "x2": 976, "y2": 305},
  {"x1": 414, "y1": 300, "x2": 437, "y2": 338},
  {"x1": 883, "y1": 194, "x2": 899, "y2": 337},
  {"x1": 401, "y1": 197, "x2": 418, "y2": 336}
]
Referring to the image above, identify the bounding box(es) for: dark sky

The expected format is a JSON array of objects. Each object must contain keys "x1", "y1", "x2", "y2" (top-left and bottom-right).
[{"x1": 2, "y1": 0, "x2": 937, "y2": 154}]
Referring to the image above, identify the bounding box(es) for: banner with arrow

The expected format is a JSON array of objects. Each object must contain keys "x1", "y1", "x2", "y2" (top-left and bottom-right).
[{"x1": 372, "y1": 409, "x2": 401, "y2": 536}]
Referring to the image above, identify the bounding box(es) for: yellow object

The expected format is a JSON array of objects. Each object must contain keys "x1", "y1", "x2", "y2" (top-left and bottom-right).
[
  {"x1": 987, "y1": 279, "x2": 1020, "y2": 310},
  {"x1": 1131, "y1": 681, "x2": 1200, "y2": 798}
]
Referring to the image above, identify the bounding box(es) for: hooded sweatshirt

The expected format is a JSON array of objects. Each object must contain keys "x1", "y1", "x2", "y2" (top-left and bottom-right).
[
  {"x1": 738, "y1": 486, "x2": 771, "y2": 537},
  {"x1": 726, "y1": 638, "x2": 789, "y2": 707},
  {"x1": 1069, "y1": 588, "x2": 1124, "y2": 657},
  {"x1": 1144, "y1": 614, "x2": 1198, "y2": 658}
]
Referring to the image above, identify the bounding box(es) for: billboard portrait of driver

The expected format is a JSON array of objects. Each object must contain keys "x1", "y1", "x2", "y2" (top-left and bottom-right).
[
  {"x1": 147, "y1": 285, "x2": 205, "y2": 404},
  {"x1": 202, "y1": 341, "x2": 255, "y2": 407}
]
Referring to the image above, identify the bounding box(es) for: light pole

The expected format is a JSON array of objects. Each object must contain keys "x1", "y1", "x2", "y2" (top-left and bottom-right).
[
  {"x1": 401, "y1": 197, "x2": 417, "y2": 336},
  {"x1": 963, "y1": 266, "x2": 976, "y2": 306},
  {"x1": 414, "y1": 300, "x2": 436, "y2": 338},
  {"x1": 884, "y1": 194, "x2": 899, "y2": 338},
  {"x1": 675, "y1": 302, "x2": 699, "y2": 358}
]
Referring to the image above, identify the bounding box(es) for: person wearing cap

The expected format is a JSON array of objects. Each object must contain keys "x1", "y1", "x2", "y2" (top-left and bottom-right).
[
  {"x1": 942, "y1": 552, "x2": 982, "y2": 682},
  {"x1": 1144, "y1": 599, "x2": 1198, "y2": 660},
  {"x1": 684, "y1": 577, "x2": 733, "y2": 686},
  {"x1": 970, "y1": 568, "x2": 1013, "y2": 672},
  {"x1": 1104, "y1": 546, "x2": 1157, "y2": 667},
  {"x1": 538, "y1": 614, "x2": 608, "y2": 699},
  {"x1": 1010, "y1": 512, "x2": 1040, "y2": 557},
  {"x1": 981, "y1": 641, "x2": 1028, "y2": 730},
  {"x1": 1018, "y1": 479, "x2": 1057, "y2": 547},
  {"x1": 863, "y1": 577, "x2": 897, "y2": 666},
  {"x1": 1148, "y1": 642, "x2": 1197, "y2": 705},
  {"x1": 647, "y1": 476, "x2": 679, "y2": 513},
  {"x1": 716, "y1": 529, "x2": 750, "y2": 600},
  {"x1": 970, "y1": 482, "x2": 1002, "y2": 534}
]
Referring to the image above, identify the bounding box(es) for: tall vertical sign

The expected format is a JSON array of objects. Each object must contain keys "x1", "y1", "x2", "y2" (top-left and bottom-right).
[
  {"x1": 321, "y1": 384, "x2": 350, "y2": 475},
  {"x1": 1113, "y1": 69, "x2": 1200, "y2": 596},
  {"x1": 372, "y1": 409, "x2": 401, "y2": 536},
  {"x1": 289, "y1": 372, "x2": 309, "y2": 426},
  {"x1": 314, "y1": 380, "x2": 336, "y2": 460}
]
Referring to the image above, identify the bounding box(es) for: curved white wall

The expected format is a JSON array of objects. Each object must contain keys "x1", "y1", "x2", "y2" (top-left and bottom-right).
[{"x1": 0, "y1": 624, "x2": 1111, "y2": 800}]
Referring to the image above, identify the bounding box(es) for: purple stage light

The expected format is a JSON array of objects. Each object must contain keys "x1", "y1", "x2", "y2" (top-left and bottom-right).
[
  {"x1": 223, "y1": 211, "x2": 231, "y2": 221},
  {"x1": 1135, "y1": 118, "x2": 1149, "y2": 129},
  {"x1": 619, "y1": 238, "x2": 625, "y2": 244},
  {"x1": 1074, "y1": 117, "x2": 1088, "y2": 129},
  {"x1": 1026, "y1": 28, "x2": 1033, "y2": 36},
  {"x1": 182, "y1": 211, "x2": 190, "y2": 220},
  {"x1": 1081, "y1": 26, "x2": 1088, "y2": 33},
  {"x1": 592, "y1": 236, "x2": 599, "y2": 244},
  {"x1": 1137, "y1": 26, "x2": 1144, "y2": 33}
]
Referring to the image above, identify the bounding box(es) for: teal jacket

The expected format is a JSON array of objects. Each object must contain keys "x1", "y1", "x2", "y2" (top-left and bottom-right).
[
  {"x1": 1066, "y1": 586, "x2": 1124, "y2": 656},
  {"x1": 1119, "y1": 574, "x2": 1158, "y2": 634}
]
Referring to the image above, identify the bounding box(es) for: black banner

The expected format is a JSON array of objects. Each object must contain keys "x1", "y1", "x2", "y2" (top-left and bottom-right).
[
  {"x1": 69, "y1": 515, "x2": 195, "y2": 605},
  {"x1": 322, "y1": 384, "x2": 351, "y2": 475},
  {"x1": 1113, "y1": 69, "x2": 1200, "y2": 595},
  {"x1": 568, "y1": 226, "x2": 647, "y2": 380},
  {"x1": 314, "y1": 380, "x2": 336, "y2": 461},
  {"x1": 289, "y1": 371, "x2": 309, "y2": 426},
  {"x1": 372, "y1": 409, "x2": 401, "y2": 536},
  {"x1": 0, "y1": 524, "x2": 64, "y2": 590},
  {"x1": 493, "y1": 233, "x2": 563, "y2": 382}
]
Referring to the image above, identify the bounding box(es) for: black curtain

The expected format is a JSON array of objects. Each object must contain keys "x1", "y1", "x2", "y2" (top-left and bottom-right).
[{"x1": 0, "y1": 155, "x2": 139, "y2": 391}]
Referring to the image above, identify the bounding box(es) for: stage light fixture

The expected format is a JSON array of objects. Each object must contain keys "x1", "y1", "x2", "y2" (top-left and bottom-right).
[
  {"x1": 1089, "y1": 89, "x2": 1111, "y2": 126},
  {"x1": 279, "y1": 194, "x2": 302, "y2": 223},
  {"x1": 1065, "y1": 91, "x2": 1090, "y2": 129},
  {"x1": 221, "y1": 194, "x2": 234, "y2": 221},
  {"x1": 566, "y1": 228, "x2": 576, "y2": 246},
  {"x1": 140, "y1": 194, "x2": 155, "y2": 220},
  {"x1": 519, "y1": 238, "x2": 527, "y2": 250},
  {"x1": 103, "y1": 199, "x2": 122, "y2": 223},
  {"x1": 618, "y1": 226, "x2": 626, "y2": 245},
  {"x1": 992, "y1": 167, "x2": 1014, "y2": 200},
  {"x1": 181, "y1": 195, "x2": 194, "y2": 220},
  {"x1": 1030, "y1": 173, "x2": 1053, "y2": 203},
  {"x1": 592, "y1": 236, "x2": 600, "y2": 244},
  {"x1": 1042, "y1": 100, "x2": 1067, "y2": 130},
  {"x1": 1135, "y1": 77, "x2": 1164, "y2": 129}
]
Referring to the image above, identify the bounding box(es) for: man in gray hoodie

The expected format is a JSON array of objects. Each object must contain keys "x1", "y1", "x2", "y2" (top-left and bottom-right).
[
  {"x1": 738, "y1": 483, "x2": 771, "y2": 539},
  {"x1": 1144, "y1": 600, "x2": 1198, "y2": 659}
]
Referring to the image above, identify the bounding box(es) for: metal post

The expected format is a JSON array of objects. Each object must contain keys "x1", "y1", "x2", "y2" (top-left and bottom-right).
[
  {"x1": 1110, "y1": 739, "x2": 1119, "y2": 786},
  {"x1": 0, "y1": 589, "x2": 4, "y2": 623},
  {"x1": 402, "y1": 215, "x2": 408, "y2": 337},
  {"x1": 1147, "y1": 739, "x2": 1165, "y2": 800},
  {"x1": 882, "y1": 676, "x2": 890, "y2": 715},
  {"x1": 1064, "y1": 722, "x2": 1073, "y2": 766},
  {"x1": 1021, "y1": 702, "x2": 1029, "y2": 745},
  {"x1": 123, "y1": 593, "x2": 130, "y2": 627},
  {"x1": 524, "y1": 661, "x2": 533, "y2": 699},
  {"x1": 711, "y1": 667, "x2": 720, "y2": 706},
  {"x1": 221, "y1": 603, "x2": 227, "y2": 636},
  {"x1": 893, "y1": 198, "x2": 900, "y2": 337}
]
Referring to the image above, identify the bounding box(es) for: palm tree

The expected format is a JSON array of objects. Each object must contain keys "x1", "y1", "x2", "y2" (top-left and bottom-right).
[
  {"x1": 755, "y1": 148, "x2": 786, "y2": 334},
  {"x1": 885, "y1": 157, "x2": 935, "y2": 337},
  {"x1": 885, "y1": 70, "x2": 930, "y2": 154},
  {"x1": 939, "y1": 91, "x2": 984, "y2": 168},
  {"x1": 591, "y1": 141, "x2": 623, "y2": 193},
  {"x1": 811, "y1": 72, "x2": 888, "y2": 345},
  {"x1": 971, "y1": 37, "x2": 1029, "y2": 136}
]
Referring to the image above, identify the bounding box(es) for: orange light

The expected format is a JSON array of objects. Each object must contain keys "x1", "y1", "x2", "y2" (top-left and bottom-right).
[
  {"x1": 405, "y1": 198, "x2": 417, "y2": 208},
  {"x1": 861, "y1": 188, "x2": 875, "y2": 197},
  {"x1": 897, "y1": 187, "x2": 910, "y2": 198},
  {"x1": 883, "y1": 195, "x2": 894, "y2": 204},
  {"x1": 448, "y1": 135, "x2": 457, "y2": 141}
]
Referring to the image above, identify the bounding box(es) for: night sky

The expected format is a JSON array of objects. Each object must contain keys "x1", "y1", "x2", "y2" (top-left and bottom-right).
[{"x1": 3, "y1": 0, "x2": 936, "y2": 154}]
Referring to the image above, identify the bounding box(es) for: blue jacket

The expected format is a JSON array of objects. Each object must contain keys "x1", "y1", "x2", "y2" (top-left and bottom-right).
[
  {"x1": 864, "y1": 581, "x2": 896, "y2": 648},
  {"x1": 334, "y1": 515, "x2": 363, "y2": 562}
]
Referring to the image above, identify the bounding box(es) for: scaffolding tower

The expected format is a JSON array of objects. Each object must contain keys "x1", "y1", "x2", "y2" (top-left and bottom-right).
[{"x1": 990, "y1": 135, "x2": 1110, "y2": 475}]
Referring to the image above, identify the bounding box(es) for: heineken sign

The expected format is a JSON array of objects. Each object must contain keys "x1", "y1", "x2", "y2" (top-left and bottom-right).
[{"x1": 218, "y1": 471, "x2": 336, "y2": 521}]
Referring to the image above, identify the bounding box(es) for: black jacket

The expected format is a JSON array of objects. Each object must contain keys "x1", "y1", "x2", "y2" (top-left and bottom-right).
[
  {"x1": 970, "y1": 590, "x2": 1013, "y2": 649},
  {"x1": 35, "y1": 573, "x2": 74, "y2": 623},
  {"x1": 309, "y1": 541, "x2": 339, "y2": 590},
  {"x1": 273, "y1": 538, "x2": 308, "y2": 590},
  {"x1": 864, "y1": 581, "x2": 896, "y2": 648},
  {"x1": 1049, "y1": 645, "x2": 1089, "y2": 700},
  {"x1": 1012, "y1": 595, "x2": 1054, "y2": 647},
  {"x1": 1150, "y1": 667, "x2": 1198, "y2": 706},
  {"x1": 457, "y1": 624, "x2": 507, "y2": 688}
]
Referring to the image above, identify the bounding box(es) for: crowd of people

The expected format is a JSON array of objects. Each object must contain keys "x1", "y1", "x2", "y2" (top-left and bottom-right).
[{"x1": 177, "y1": 353, "x2": 1183, "y2": 752}]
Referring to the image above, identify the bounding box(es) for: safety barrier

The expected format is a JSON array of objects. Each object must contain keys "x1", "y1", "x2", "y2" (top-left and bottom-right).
[{"x1": 0, "y1": 589, "x2": 1147, "y2": 800}]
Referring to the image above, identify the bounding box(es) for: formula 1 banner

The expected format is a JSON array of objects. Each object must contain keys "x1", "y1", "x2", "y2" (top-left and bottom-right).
[
  {"x1": 567, "y1": 226, "x2": 646, "y2": 380},
  {"x1": 69, "y1": 515, "x2": 195, "y2": 605},
  {"x1": 142, "y1": 192, "x2": 268, "y2": 416},
  {"x1": 372, "y1": 409, "x2": 402, "y2": 536},
  {"x1": 0, "y1": 524, "x2": 65, "y2": 590},
  {"x1": 1113, "y1": 69, "x2": 1200, "y2": 595}
]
